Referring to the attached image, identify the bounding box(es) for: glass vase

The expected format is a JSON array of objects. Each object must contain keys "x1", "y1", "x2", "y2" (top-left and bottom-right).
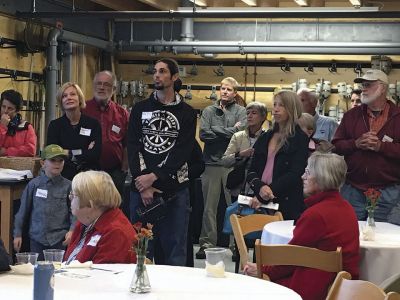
[
  {"x1": 129, "y1": 254, "x2": 151, "y2": 293},
  {"x1": 366, "y1": 208, "x2": 376, "y2": 227}
]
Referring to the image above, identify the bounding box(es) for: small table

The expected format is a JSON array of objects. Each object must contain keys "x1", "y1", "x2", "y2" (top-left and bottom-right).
[
  {"x1": 0, "y1": 264, "x2": 301, "y2": 299},
  {"x1": 261, "y1": 220, "x2": 400, "y2": 285},
  {"x1": 0, "y1": 180, "x2": 28, "y2": 253}
]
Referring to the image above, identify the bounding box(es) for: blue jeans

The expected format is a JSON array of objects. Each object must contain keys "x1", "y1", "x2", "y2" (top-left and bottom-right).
[
  {"x1": 340, "y1": 183, "x2": 400, "y2": 221},
  {"x1": 130, "y1": 188, "x2": 190, "y2": 266},
  {"x1": 30, "y1": 239, "x2": 65, "y2": 261}
]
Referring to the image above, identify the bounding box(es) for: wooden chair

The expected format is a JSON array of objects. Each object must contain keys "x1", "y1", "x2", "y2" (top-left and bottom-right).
[
  {"x1": 230, "y1": 212, "x2": 283, "y2": 272},
  {"x1": 254, "y1": 239, "x2": 342, "y2": 280},
  {"x1": 326, "y1": 271, "x2": 400, "y2": 300},
  {"x1": 380, "y1": 273, "x2": 400, "y2": 294}
]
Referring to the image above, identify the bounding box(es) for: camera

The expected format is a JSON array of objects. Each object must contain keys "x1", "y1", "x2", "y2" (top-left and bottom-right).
[{"x1": 136, "y1": 193, "x2": 177, "y2": 223}]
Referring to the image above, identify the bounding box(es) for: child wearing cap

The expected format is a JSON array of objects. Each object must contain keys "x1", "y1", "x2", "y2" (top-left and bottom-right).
[{"x1": 13, "y1": 144, "x2": 75, "y2": 260}]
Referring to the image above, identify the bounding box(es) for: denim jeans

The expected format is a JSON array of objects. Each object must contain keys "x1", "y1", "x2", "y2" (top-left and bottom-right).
[
  {"x1": 340, "y1": 183, "x2": 400, "y2": 221},
  {"x1": 30, "y1": 239, "x2": 65, "y2": 261},
  {"x1": 130, "y1": 188, "x2": 190, "y2": 266}
]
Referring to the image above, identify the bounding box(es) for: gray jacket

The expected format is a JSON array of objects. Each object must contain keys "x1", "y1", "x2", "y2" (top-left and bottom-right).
[
  {"x1": 200, "y1": 100, "x2": 247, "y2": 165},
  {"x1": 14, "y1": 171, "x2": 75, "y2": 246}
]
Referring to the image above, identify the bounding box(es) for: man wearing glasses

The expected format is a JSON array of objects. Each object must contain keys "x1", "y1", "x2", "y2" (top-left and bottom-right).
[
  {"x1": 332, "y1": 69, "x2": 400, "y2": 223},
  {"x1": 84, "y1": 71, "x2": 129, "y2": 198}
]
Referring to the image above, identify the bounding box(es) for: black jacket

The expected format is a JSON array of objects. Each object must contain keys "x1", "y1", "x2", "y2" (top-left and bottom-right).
[
  {"x1": 0, "y1": 238, "x2": 11, "y2": 272},
  {"x1": 128, "y1": 93, "x2": 197, "y2": 193},
  {"x1": 47, "y1": 114, "x2": 102, "y2": 180},
  {"x1": 247, "y1": 125, "x2": 309, "y2": 220}
]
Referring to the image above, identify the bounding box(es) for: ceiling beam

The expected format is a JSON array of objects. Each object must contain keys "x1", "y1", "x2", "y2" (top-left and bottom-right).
[
  {"x1": 88, "y1": 0, "x2": 150, "y2": 10},
  {"x1": 136, "y1": 0, "x2": 179, "y2": 10}
]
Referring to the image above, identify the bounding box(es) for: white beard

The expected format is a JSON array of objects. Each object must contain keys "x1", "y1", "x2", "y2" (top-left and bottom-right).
[{"x1": 361, "y1": 86, "x2": 382, "y2": 105}]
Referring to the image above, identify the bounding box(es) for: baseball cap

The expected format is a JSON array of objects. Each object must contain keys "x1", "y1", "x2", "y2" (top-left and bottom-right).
[
  {"x1": 41, "y1": 144, "x2": 68, "y2": 160},
  {"x1": 354, "y1": 69, "x2": 388, "y2": 84}
]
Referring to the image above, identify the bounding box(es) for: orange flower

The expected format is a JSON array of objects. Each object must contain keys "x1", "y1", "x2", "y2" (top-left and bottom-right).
[
  {"x1": 132, "y1": 222, "x2": 153, "y2": 257},
  {"x1": 364, "y1": 188, "x2": 381, "y2": 209}
]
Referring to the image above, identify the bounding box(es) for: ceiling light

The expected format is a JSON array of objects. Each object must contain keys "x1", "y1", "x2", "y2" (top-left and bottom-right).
[
  {"x1": 241, "y1": 0, "x2": 257, "y2": 6},
  {"x1": 189, "y1": 0, "x2": 207, "y2": 7},
  {"x1": 294, "y1": 0, "x2": 308, "y2": 6},
  {"x1": 349, "y1": 0, "x2": 361, "y2": 7}
]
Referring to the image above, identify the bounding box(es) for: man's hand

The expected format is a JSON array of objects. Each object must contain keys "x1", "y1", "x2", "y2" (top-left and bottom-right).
[
  {"x1": 239, "y1": 148, "x2": 254, "y2": 158},
  {"x1": 249, "y1": 197, "x2": 262, "y2": 209},
  {"x1": 259, "y1": 185, "x2": 275, "y2": 201},
  {"x1": 63, "y1": 230, "x2": 73, "y2": 246},
  {"x1": 0, "y1": 113, "x2": 10, "y2": 127},
  {"x1": 135, "y1": 173, "x2": 158, "y2": 192},
  {"x1": 13, "y1": 237, "x2": 22, "y2": 252},
  {"x1": 140, "y1": 187, "x2": 162, "y2": 206},
  {"x1": 234, "y1": 121, "x2": 242, "y2": 128},
  {"x1": 355, "y1": 131, "x2": 381, "y2": 152},
  {"x1": 243, "y1": 262, "x2": 258, "y2": 277}
]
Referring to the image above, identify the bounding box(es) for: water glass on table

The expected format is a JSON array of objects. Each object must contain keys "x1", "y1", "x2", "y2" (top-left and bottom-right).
[
  {"x1": 43, "y1": 249, "x2": 65, "y2": 269},
  {"x1": 16, "y1": 252, "x2": 39, "y2": 265},
  {"x1": 204, "y1": 248, "x2": 227, "y2": 278}
]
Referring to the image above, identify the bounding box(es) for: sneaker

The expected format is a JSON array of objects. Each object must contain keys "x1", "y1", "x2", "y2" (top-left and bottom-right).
[{"x1": 195, "y1": 246, "x2": 207, "y2": 259}]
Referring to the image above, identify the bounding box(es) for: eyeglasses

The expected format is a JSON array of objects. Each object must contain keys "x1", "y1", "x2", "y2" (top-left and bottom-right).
[
  {"x1": 361, "y1": 81, "x2": 380, "y2": 89},
  {"x1": 95, "y1": 81, "x2": 113, "y2": 89},
  {"x1": 304, "y1": 168, "x2": 311, "y2": 178},
  {"x1": 68, "y1": 192, "x2": 78, "y2": 201}
]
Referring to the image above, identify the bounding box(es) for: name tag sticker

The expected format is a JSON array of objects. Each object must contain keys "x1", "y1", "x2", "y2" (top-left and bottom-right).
[
  {"x1": 72, "y1": 149, "x2": 82, "y2": 156},
  {"x1": 87, "y1": 234, "x2": 101, "y2": 247},
  {"x1": 142, "y1": 112, "x2": 152, "y2": 120},
  {"x1": 111, "y1": 125, "x2": 121, "y2": 134},
  {"x1": 35, "y1": 189, "x2": 48, "y2": 198},
  {"x1": 79, "y1": 127, "x2": 91, "y2": 136},
  {"x1": 382, "y1": 135, "x2": 393, "y2": 143}
]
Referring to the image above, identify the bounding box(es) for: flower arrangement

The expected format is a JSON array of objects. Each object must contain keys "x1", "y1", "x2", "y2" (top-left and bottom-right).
[
  {"x1": 364, "y1": 188, "x2": 381, "y2": 211},
  {"x1": 364, "y1": 188, "x2": 381, "y2": 228},
  {"x1": 130, "y1": 222, "x2": 153, "y2": 294},
  {"x1": 132, "y1": 222, "x2": 153, "y2": 257}
]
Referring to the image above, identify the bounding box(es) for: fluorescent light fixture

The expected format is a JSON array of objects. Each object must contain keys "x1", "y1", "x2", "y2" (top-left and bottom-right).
[
  {"x1": 349, "y1": 0, "x2": 361, "y2": 6},
  {"x1": 294, "y1": 0, "x2": 308, "y2": 6},
  {"x1": 241, "y1": 0, "x2": 257, "y2": 6},
  {"x1": 189, "y1": 0, "x2": 207, "y2": 7}
]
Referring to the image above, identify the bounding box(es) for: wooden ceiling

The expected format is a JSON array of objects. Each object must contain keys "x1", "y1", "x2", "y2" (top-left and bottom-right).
[{"x1": 81, "y1": 0, "x2": 400, "y2": 11}]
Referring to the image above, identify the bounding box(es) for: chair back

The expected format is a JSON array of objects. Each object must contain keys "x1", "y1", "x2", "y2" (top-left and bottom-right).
[
  {"x1": 327, "y1": 271, "x2": 400, "y2": 300},
  {"x1": 230, "y1": 212, "x2": 283, "y2": 271},
  {"x1": 380, "y1": 273, "x2": 400, "y2": 294},
  {"x1": 254, "y1": 240, "x2": 343, "y2": 279}
]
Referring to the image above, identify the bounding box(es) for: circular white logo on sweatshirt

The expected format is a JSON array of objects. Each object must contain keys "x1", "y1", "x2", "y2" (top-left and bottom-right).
[{"x1": 142, "y1": 110, "x2": 180, "y2": 154}]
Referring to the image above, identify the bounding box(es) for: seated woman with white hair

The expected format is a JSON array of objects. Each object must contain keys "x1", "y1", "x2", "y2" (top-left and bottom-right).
[
  {"x1": 65, "y1": 170, "x2": 137, "y2": 264},
  {"x1": 244, "y1": 152, "x2": 360, "y2": 300}
]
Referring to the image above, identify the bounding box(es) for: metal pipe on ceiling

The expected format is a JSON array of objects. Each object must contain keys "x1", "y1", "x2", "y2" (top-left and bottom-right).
[
  {"x1": 45, "y1": 28, "x2": 61, "y2": 133},
  {"x1": 16, "y1": 7, "x2": 398, "y2": 19},
  {"x1": 118, "y1": 40, "x2": 400, "y2": 55}
]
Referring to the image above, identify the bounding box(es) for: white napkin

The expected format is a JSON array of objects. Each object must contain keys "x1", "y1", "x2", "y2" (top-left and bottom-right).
[
  {"x1": 10, "y1": 263, "x2": 34, "y2": 275},
  {"x1": 62, "y1": 260, "x2": 93, "y2": 269}
]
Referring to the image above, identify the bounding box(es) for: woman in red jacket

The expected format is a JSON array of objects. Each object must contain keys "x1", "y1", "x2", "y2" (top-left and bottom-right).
[
  {"x1": 244, "y1": 152, "x2": 360, "y2": 300},
  {"x1": 65, "y1": 170, "x2": 137, "y2": 264},
  {"x1": 0, "y1": 89, "x2": 36, "y2": 157}
]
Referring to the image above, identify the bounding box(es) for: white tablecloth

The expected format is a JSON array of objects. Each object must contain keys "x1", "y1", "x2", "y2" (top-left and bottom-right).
[
  {"x1": 0, "y1": 264, "x2": 301, "y2": 300},
  {"x1": 261, "y1": 220, "x2": 400, "y2": 285}
]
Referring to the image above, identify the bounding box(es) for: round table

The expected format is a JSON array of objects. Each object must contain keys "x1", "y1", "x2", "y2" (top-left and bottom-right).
[
  {"x1": 0, "y1": 264, "x2": 301, "y2": 299},
  {"x1": 261, "y1": 220, "x2": 400, "y2": 285}
]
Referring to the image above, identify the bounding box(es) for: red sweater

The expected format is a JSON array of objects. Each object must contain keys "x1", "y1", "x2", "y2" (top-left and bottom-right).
[
  {"x1": 65, "y1": 208, "x2": 137, "y2": 264},
  {"x1": 332, "y1": 101, "x2": 400, "y2": 190},
  {"x1": 0, "y1": 122, "x2": 36, "y2": 156},
  {"x1": 264, "y1": 190, "x2": 360, "y2": 300},
  {"x1": 83, "y1": 99, "x2": 129, "y2": 170}
]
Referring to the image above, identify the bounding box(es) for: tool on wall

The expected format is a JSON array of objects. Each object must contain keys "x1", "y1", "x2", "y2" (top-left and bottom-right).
[
  {"x1": 213, "y1": 63, "x2": 224, "y2": 76},
  {"x1": 188, "y1": 64, "x2": 198, "y2": 76},
  {"x1": 205, "y1": 85, "x2": 218, "y2": 102},
  {"x1": 184, "y1": 84, "x2": 192, "y2": 100}
]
